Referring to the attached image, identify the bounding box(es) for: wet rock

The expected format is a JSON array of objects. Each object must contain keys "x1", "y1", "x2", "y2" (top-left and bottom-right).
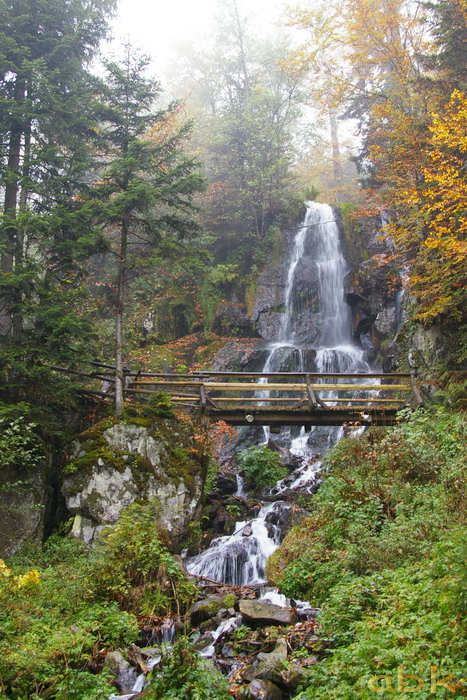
[
  {"x1": 256, "y1": 310, "x2": 284, "y2": 342},
  {"x1": 256, "y1": 638, "x2": 288, "y2": 681},
  {"x1": 191, "y1": 633, "x2": 215, "y2": 651},
  {"x1": 215, "y1": 472, "x2": 237, "y2": 496},
  {"x1": 212, "y1": 302, "x2": 258, "y2": 337},
  {"x1": 239, "y1": 600, "x2": 297, "y2": 626},
  {"x1": 104, "y1": 650, "x2": 138, "y2": 692},
  {"x1": 242, "y1": 523, "x2": 253, "y2": 537},
  {"x1": 239, "y1": 679, "x2": 284, "y2": 699},
  {"x1": 212, "y1": 340, "x2": 268, "y2": 372},
  {"x1": 375, "y1": 306, "x2": 397, "y2": 336},
  {"x1": 221, "y1": 643, "x2": 235, "y2": 658},
  {"x1": 189, "y1": 593, "x2": 238, "y2": 626}
]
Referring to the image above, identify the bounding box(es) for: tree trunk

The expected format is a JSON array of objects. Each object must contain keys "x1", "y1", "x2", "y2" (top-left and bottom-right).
[
  {"x1": 329, "y1": 107, "x2": 343, "y2": 203},
  {"x1": 0, "y1": 75, "x2": 26, "y2": 337},
  {"x1": 115, "y1": 218, "x2": 128, "y2": 418}
]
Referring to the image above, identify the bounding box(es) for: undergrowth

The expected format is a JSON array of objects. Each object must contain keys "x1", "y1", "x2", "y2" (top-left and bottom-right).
[
  {"x1": 0, "y1": 502, "x2": 196, "y2": 699},
  {"x1": 266, "y1": 407, "x2": 466, "y2": 698}
]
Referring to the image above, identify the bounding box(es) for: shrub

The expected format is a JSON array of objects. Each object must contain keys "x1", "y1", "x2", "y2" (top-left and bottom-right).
[
  {"x1": 147, "y1": 391, "x2": 176, "y2": 418},
  {"x1": 144, "y1": 637, "x2": 230, "y2": 699},
  {"x1": 238, "y1": 445, "x2": 287, "y2": 489},
  {"x1": 265, "y1": 407, "x2": 467, "y2": 698},
  {"x1": 0, "y1": 538, "x2": 138, "y2": 698},
  {"x1": 94, "y1": 500, "x2": 197, "y2": 615}
]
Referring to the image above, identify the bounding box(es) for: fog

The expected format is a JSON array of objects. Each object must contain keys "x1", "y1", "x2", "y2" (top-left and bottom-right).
[{"x1": 111, "y1": 0, "x2": 290, "y2": 74}]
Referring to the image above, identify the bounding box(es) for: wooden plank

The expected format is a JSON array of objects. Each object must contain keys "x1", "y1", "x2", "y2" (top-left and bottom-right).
[
  {"x1": 131, "y1": 381, "x2": 410, "y2": 392},
  {"x1": 133, "y1": 380, "x2": 205, "y2": 387},
  {"x1": 214, "y1": 396, "x2": 305, "y2": 403},
  {"x1": 204, "y1": 382, "x2": 411, "y2": 391},
  {"x1": 211, "y1": 409, "x2": 400, "y2": 427},
  {"x1": 126, "y1": 371, "x2": 411, "y2": 379}
]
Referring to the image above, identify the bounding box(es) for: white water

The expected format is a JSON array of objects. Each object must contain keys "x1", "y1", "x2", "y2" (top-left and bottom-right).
[
  {"x1": 187, "y1": 502, "x2": 288, "y2": 585},
  {"x1": 186, "y1": 202, "x2": 374, "y2": 586}
]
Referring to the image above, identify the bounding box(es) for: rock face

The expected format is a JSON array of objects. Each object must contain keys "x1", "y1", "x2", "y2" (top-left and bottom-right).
[
  {"x1": 104, "y1": 650, "x2": 138, "y2": 693},
  {"x1": 340, "y1": 212, "x2": 406, "y2": 366},
  {"x1": 249, "y1": 228, "x2": 322, "y2": 345},
  {"x1": 212, "y1": 302, "x2": 258, "y2": 338},
  {"x1": 0, "y1": 463, "x2": 46, "y2": 557},
  {"x1": 62, "y1": 417, "x2": 205, "y2": 546}
]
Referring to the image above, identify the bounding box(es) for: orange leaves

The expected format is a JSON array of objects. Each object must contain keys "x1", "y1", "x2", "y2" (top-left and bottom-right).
[{"x1": 387, "y1": 90, "x2": 467, "y2": 323}]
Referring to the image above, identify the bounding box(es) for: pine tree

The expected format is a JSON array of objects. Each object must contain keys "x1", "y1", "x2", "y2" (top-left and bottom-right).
[
  {"x1": 0, "y1": 0, "x2": 116, "y2": 403},
  {"x1": 94, "y1": 46, "x2": 205, "y2": 416}
]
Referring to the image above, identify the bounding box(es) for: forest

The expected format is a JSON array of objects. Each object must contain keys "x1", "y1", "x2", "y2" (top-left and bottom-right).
[{"x1": 0, "y1": 0, "x2": 465, "y2": 698}]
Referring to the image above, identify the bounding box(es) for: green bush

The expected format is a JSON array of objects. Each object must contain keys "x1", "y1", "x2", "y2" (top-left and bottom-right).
[
  {"x1": 265, "y1": 407, "x2": 467, "y2": 698},
  {"x1": 0, "y1": 538, "x2": 138, "y2": 699},
  {"x1": 144, "y1": 637, "x2": 230, "y2": 699},
  {"x1": 94, "y1": 500, "x2": 197, "y2": 615},
  {"x1": 147, "y1": 391, "x2": 176, "y2": 418},
  {"x1": 238, "y1": 445, "x2": 287, "y2": 489},
  {"x1": 0, "y1": 501, "x2": 199, "y2": 698}
]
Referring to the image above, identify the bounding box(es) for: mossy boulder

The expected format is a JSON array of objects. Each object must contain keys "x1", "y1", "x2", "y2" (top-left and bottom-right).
[
  {"x1": 189, "y1": 593, "x2": 238, "y2": 626},
  {"x1": 62, "y1": 416, "x2": 206, "y2": 547}
]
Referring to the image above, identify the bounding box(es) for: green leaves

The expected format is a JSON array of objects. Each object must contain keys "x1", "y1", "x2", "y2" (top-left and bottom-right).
[
  {"x1": 239, "y1": 445, "x2": 288, "y2": 489},
  {"x1": 266, "y1": 407, "x2": 467, "y2": 698}
]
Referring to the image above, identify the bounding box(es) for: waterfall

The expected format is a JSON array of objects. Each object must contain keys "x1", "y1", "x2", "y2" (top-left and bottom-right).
[
  {"x1": 186, "y1": 202, "x2": 372, "y2": 586},
  {"x1": 261, "y1": 202, "x2": 371, "y2": 453}
]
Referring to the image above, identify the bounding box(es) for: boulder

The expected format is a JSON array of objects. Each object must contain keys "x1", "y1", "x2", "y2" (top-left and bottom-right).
[
  {"x1": 256, "y1": 638, "x2": 289, "y2": 681},
  {"x1": 239, "y1": 600, "x2": 297, "y2": 626},
  {"x1": 240, "y1": 679, "x2": 283, "y2": 699},
  {"x1": 189, "y1": 593, "x2": 238, "y2": 626},
  {"x1": 62, "y1": 418, "x2": 204, "y2": 545},
  {"x1": 191, "y1": 633, "x2": 215, "y2": 651},
  {"x1": 104, "y1": 650, "x2": 138, "y2": 693}
]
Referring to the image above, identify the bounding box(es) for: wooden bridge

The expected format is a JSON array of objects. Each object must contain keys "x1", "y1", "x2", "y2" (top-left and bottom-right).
[{"x1": 54, "y1": 362, "x2": 424, "y2": 427}]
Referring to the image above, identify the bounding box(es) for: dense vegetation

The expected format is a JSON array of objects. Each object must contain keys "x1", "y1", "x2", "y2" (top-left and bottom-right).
[
  {"x1": 0, "y1": 502, "x2": 197, "y2": 698},
  {"x1": 0, "y1": 0, "x2": 465, "y2": 697},
  {"x1": 267, "y1": 408, "x2": 466, "y2": 697}
]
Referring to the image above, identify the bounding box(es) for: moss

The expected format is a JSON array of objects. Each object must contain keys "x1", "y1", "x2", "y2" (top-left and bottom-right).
[
  {"x1": 194, "y1": 593, "x2": 238, "y2": 621},
  {"x1": 65, "y1": 410, "x2": 205, "y2": 501}
]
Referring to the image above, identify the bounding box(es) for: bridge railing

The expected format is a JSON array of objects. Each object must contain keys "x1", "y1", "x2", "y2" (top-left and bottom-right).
[{"x1": 44, "y1": 362, "x2": 423, "y2": 425}]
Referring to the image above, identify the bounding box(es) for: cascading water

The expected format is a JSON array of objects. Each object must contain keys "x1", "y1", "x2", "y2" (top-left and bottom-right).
[{"x1": 186, "y1": 202, "x2": 373, "y2": 587}]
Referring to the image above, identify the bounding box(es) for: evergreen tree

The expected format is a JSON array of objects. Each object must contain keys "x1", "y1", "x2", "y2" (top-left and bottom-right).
[
  {"x1": 94, "y1": 46, "x2": 205, "y2": 416},
  {"x1": 0, "y1": 0, "x2": 115, "y2": 403}
]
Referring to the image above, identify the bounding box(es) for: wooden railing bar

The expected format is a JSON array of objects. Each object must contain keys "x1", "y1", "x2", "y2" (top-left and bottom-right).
[
  {"x1": 126, "y1": 371, "x2": 410, "y2": 379},
  {"x1": 204, "y1": 382, "x2": 411, "y2": 391}
]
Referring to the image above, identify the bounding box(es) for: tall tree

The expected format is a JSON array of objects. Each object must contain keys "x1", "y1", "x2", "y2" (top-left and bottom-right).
[
  {"x1": 0, "y1": 0, "x2": 116, "y2": 402},
  {"x1": 95, "y1": 47, "x2": 205, "y2": 416},
  {"x1": 171, "y1": 1, "x2": 305, "y2": 271}
]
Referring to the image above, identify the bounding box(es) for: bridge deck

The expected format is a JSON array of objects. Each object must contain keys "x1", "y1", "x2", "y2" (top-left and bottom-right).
[
  {"x1": 126, "y1": 370, "x2": 421, "y2": 426},
  {"x1": 47, "y1": 364, "x2": 424, "y2": 426}
]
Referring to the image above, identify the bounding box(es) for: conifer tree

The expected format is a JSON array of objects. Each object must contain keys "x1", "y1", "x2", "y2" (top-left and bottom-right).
[
  {"x1": 0, "y1": 0, "x2": 116, "y2": 402},
  {"x1": 94, "y1": 47, "x2": 205, "y2": 416}
]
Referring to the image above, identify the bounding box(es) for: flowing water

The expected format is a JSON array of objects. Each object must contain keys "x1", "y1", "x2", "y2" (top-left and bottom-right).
[{"x1": 186, "y1": 202, "x2": 373, "y2": 587}]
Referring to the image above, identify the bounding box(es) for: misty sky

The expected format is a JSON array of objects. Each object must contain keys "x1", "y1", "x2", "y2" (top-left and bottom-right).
[{"x1": 111, "y1": 0, "x2": 290, "y2": 73}]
